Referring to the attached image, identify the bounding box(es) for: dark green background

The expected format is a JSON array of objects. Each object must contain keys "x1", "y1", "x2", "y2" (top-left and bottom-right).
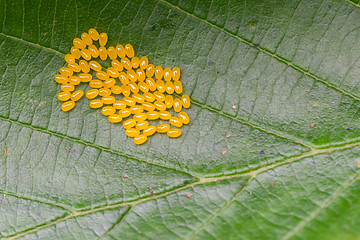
[{"x1": 0, "y1": 0, "x2": 359, "y2": 239}]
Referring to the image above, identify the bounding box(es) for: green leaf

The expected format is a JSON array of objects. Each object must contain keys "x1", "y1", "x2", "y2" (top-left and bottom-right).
[{"x1": 0, "y1": 0, "x2": 359, "y2": 239}]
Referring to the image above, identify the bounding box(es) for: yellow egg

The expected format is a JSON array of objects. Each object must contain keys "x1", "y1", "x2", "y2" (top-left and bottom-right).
[
  {"x1": 126, "y1": 128, "x2": 140, "y2": 137},
  {"x1": 99, "y1": 47, "x2": 107, "y2": 60},
  {"x1": 143, "y1": 92, "x2": 155, "y2": 102},
  {"x1": 147, "y1": 111, "x2": 160, "y2": 120},
  {"x1": 167, "y1": 129, "x2": 181, "y2": 138},
  {"x1": 102, "y1": 106, "x2": 116, "y2": 116},
  {"x1": 174, "y1": 98, "x2": 182, "y2": 112},
  {"x1": 68, "y1": 63, "x2": 81, "y2": 72},
  {"x1": 172, "y1": 67, "x2": 181, "y2": 81},
  {"x1": 107, "y1": 67, "x2": 119, "y2": 78},
  {"x1": 89, "y1": 80, "x2": 104, "y2": 88},
  {"x1": 71, "y1": 90, "x2": 84, "y2": 102},
  {"x1": 61, "y1": 100, "x2": 75, "y2": 112},
  {"x1": 146, "y1": 64, "x2": 155, "y2": 77},
  {"x1": 58, "y1": 91, "x2": 71, "y2": 101},
  {"x1": 136, "y1": 69, "x2": 145, "y2": 82},
  {"x1": 113, "y1": 100, "x2": 126, "y2": 110},
  {"x1": 156, "y1": 80, "x2": 166, "y2": 93},
  {"x1": 134, "y1": 134, "x2": 147, "y2": 145},
  {"x1": 181, "y1": 94, "x2": 191, "y2": 108},
  {"x1": 131, "y1": 56, "x2": 140, "y2": 68},
  {"x1": 139, "y1": 56, "x2": 149, "y2": 69},
  {"x1": 89, "y1": 61, "x2": 102, "y2": 72},
  {"x1": 55, "y1": 75, "x2": 68, "y2": 84},
  {"x1": 123, "y1": 119, "x2": 137, "y2": 129},
  {"x1": 80, "y1": 49, "x2": 92, "y2": 60},
  {"x1": 165, "y1": 95, "x2": 173, "y2": 108},
  {"x1": 79, "y1": 60, "x2": 90, "y2": 73},
  {"x1": 143, "y1": 125, "x2": 156, "y2": 136},
  {"x1": 108, "y1": 46, "x2": 117, "y2": 60},
  {"x1": 70, "y1": 46, "x2": 81, "y2": 59},
  {"x1": 153, "y1": 91, "x2": 165, "y2": 101},
  {"x1": 133, "y1": 113, "x2": 147, "y2": 122},
  {"x1": 102, "y1": 96, "x2": 115, "y2": 104},
  {"x1": 112, "y1": 60, "x2": 124, "y2": 71},
  {"x1": 96, "y1": 71, "x2": 109, "y2": 80},
  {"x1": 170, "y1": 117, "x2": 183, "y2": 128},
  {"x1": 73, "y1": 38, "x2": 86, "y2": 49},
  {"x1": 123, "y1": 97, "x2": 136, "y2": 107},
  {"x1": 89, "y1": 28, "x2": 100, "y2": 40},
  {"x1": 81, "y1": 32, "x2": 93, "y2": 46},
  {"x1": 165, "y1": 81, "x2": 174, "y2": 94},
  {"x1": 108, "y1": 114, "x2": 122, "y2": 123},
  {"x1": 69, "y1": 76, "x2": 80, "y2": 85},
  {"x1": 179, "y1": 111, "x2": 189, "y2": 124},
  {"x1": 146, "y1": 78, "x2": 157, "y2": 91},
  {"x1": 133, "y1": 93, "x2": 144, "y2": 103},
  {"x1": 154, "y1": 66, "x2": 164, "y2": 80},
  {"x1": 79, "y1": 73, "x2": 92, "y2": 82},
  {"x1": 86, "y1": 89, "x2": 99, "y2": 99},
  {"x1": 157, "y1": 124, "x2": 170, "y2": 133},
  {"x1": 154, "y1": 101, "x2": 166, "y2": 111},
  {"x1": 98, "y1": 88, "x2": 111, "y2": 97},
  {"x1": 159, "y1": 111, "x2": 171, "y2": 120},
  {"x1": 65, "y1": 54, "x2": 75, "y2": 64},
  {"x1": 59, "y1": 67, "x2": 73, "y2": 76},
  {"x1": 111, "y1": 85, "x2": 122, "y2": 94},
  {"x1": 88, "y1": 45, "x2": 99, "y2": 58},
  {"x1": 121, "y1": 57, "x2": 132, "y2": 70},
  {"x1": 174, "y1": 81, "x2": 183, "y2": 94},
  {"x1": 142, "y1": 102, "x2": 155, "y2": 112},
  {"x1": 99, "y1": 33, "x2": 108, "y2": 47},
  {"x1": 136, "y1": 121, "x2": 149, "y2": 130},
  {"x1": 61, "y1": 83, "x2": 74, "y2": 92},
  {"x1": 120, "y1": 108, "x2": 132, "y2": 118},
  {"x1": 130, "y1": 105, "x2": 143, "y2": 114},
  {"x1": 163, "y1": 67, "x2": 172, "y2": 81},
  {"x1": 116, "y1": 45, "x2": 125, "y2": 58},
  {"x1": 121, "y1": 85, "x2": 131, "y2": 97},
  {"x1": 104, "y1": 78, "x2": 116, "y2": 88},
  {"x1": 138, "y1": 82, "x2": 150, "y2": 92},
  {"x1": 127, "y1": 70, "x2": 138, "y2": 82},
  {"x1": 124, "y1": 44, "x2": 135, "y2": 58},
  {"x1": 89, "y1": 99, "x2": 103, "y2": 108}
]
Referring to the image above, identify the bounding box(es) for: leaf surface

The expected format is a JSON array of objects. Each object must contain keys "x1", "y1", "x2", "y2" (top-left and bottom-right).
[{"x1": 0, "y1": 0, "x2": 359, "y2": 239}]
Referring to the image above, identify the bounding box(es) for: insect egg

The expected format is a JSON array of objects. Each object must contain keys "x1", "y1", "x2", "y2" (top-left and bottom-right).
[
  {"x1": 153, "y1": 91, "x2": 165, "y2": 101},
  {"x1": 165, "y1": 95, "x2": 174, "y2": 108},
  {"x1": 182, "y1": 94, "x2": 191, "y2": 108},
  {"x1": 123, "y1": 119, "x2": 137, "y2": 129},
  {"x1": 157, "y1": 124, "x2": 170, "y2": 133},
  {"x1": 146, "y1": 64, "x2": 155, "y2": 77},
  {"x1": 88, "y1": 28, "x2": 100, "y2": 40},
  {"x1": 65, "y1": 54, "x2": 75, "y2": 64},
  {"x1": 129, "y1": 82, "x2": 139, "y2": 94},
  {"x1": 58, "y1": 91, "x2": 71, "y2": 101},
  {"x1": 172, "y1": 67, "x2": 181, "y2": 81},
  {"x1": 88, "y1": 45, "x2": 100, "y2": 58},
  {"x1": 108, "y1": 114, "x2": 122, "y2": 123},
  {"x1": 71, "y1": 90, "x2": 84, "y2": 102},
  {"x1": 143, "y1": 92, "x2": 155, "y2": 102},
  {"x1": 70, "y1": 46, "x2": 81, "y2": 59},
  {"x1": 154, "y1": 66, "x2": 164, "y2": 80},
  {"x1": 68, "y1": 63, "x2": 81, "y2": 72},
  {"x1": 174, "y1": 81, "x2": 183, "y2": 94},
  {"x1": 79, "y1": 60, "x2": 90, "y2": 73},
  {"x1": 173, "y1": 98, "x2": 182, "y2": 112},
  {"x1": 138, "y1": 81, "x2": 150, "y2": 92},
  {"x1": 179, "y1": 111, "x2": 189, "y2": 124},
  {"x1": 104, "y1": 78, "x2": 116, "y2": 88},
  {"x1": 170, "y1": 117, "x2": 183, "y2": 128},
  {"x1": 89, "y1": 61, "x2": 102, "y2": 72},
  {"x1": 123, "y1": 97, "x2": 136, "y2": 107},
  {"x1": 102, "y1": 106, "x2": 116, "y2": 115},
  {"x1": 127, "y1": 70, "x2": 138, "y2": 82},
  {"x1": 134, "y1": 113, "x2": 147, "y2": 122},
  {"x1": 154, "y1": 101, "x2": 166, "y2": 111},
  {"x1": 142, "y1": 102, "x2": 155, "y2": 111},
  {"x1": 121, "y1": 85, "x2": 131, "y2": 97},
  {"x1": 102, "y1": 96, "x2": 115, "y2": 104},
  {"x1": 121, "y1": 57, "x2": 132, "y2": 70},
  {"x1": 81, "y1": 32, "x2": 93, "y2": 46},
  {"x1": 81, "y1": 49, "x2": 92, "y2": 60},
  {"x1": 146, "y1": 78, "x2": 157, "y2": 91},
  {"x1": 165, "y1": 81, "x2": 174, "y2": 94},
  {"x1": 89, "y1": 80, "x2": 104, "y2": 88},
  {"x1": 156, "y1": 80, "x2": 166, "y2": 93},
  {"x1": 113, "y1": 100, "x2": 126, "y2": 110},
  {"x1": 139, "y1": 56, "x2": 149, "y2": 69},
  {"x1": 61, "y1": 100, "x2": 76, "y2": 112},
  {"x1": 55, "y1": 75, "x2": 68, "y2": 84},
  {"x1": 79, "y1": 73, "x2": 92, "y2": 82},
  {"x1": 124, "y1": 44, "x2": 135, "y2": 58},
  {"x1": 73, "y1": 38, "x2": 86, "y2": 49},
  {"x1": 96, "y1": 71, "x2": 109, "y2": 80},
  {"x1": 107, "y1": 67, "x2": 119, "y2": 78},
  {"x1": 126, "y1": 128, "x2": 140, "y2": 137},
  {"x1": 98, "y1": 88, "x2": 111, "y2": 96},
  {"x1": 159, "y1": 111, "x2": 171, "y2": 120},
  {"x1": 143, "y1": 125, "x2": 156, "y2": 136},
  {"x1": 130, "y1": 105, "x2": 144, "y2": 114},
  {"x1": 118, "y1": 72, "x2": 130, "y2": 85},
  {"x1": 116, "y1": 45, "x2": 125, "y2": 58},
  {"x1": 134, "y1": 134, "x2": 147, "y2": 145},
  {"x1": 133, "y1": 93, "x2": 145, "y2": 103},
  {"x1": 112, "y1": 60, "x2": 124, "y2": 71},
  {"x1": 163, "y1": 68, "x2": 172, "y2": 81},
  {"x1": 69, "y1": 76, "x2": 80, "y2": 85},
  {"x1": 108, "y1": 47, "x2": 117, "y2": 60},
  {"x1": 111, "y1": 85, "x2": 122, "y2": 94},
  {"x1": 120, "y1": 108, "x2": 132, "y2": 118},
  {"x1": 99, "y1": 47, "x2": 108, "y2": 60},
  {"x1": 147, "y1": 111, "x2": 160, "y2": 120},
  {"x1": 89, "y1": 99, "x2": 103, "y2": 108},
  {"x1": 59, "y1": 67, "x2": 73, "y2": 76},
  {"x1": 61, "y1": 83, "x2": 75, "y2": 92},
  {"x1": 136, "y1": 121, "x2": 149, "y2": 130},
  {"x1": 167, "y1": 129, "x2": 181, "y2": 138},
  {"x1": 86, "y1": 89, "x2": 99, "y2": 99},
  {"x1": 131, "y1": 57, "x2": 140, "y2": 68},
  {"x1": 136, "y1": 69, "x2": 145, "y2": 82},
  {"x1": 99, "y1": 33, "x2": 108, "y2": 47}
]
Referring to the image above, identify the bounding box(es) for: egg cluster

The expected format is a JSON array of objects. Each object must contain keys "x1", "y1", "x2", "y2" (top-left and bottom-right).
[{"x1": 55, "y1": 29, "x2": 190, "y2": 145}]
